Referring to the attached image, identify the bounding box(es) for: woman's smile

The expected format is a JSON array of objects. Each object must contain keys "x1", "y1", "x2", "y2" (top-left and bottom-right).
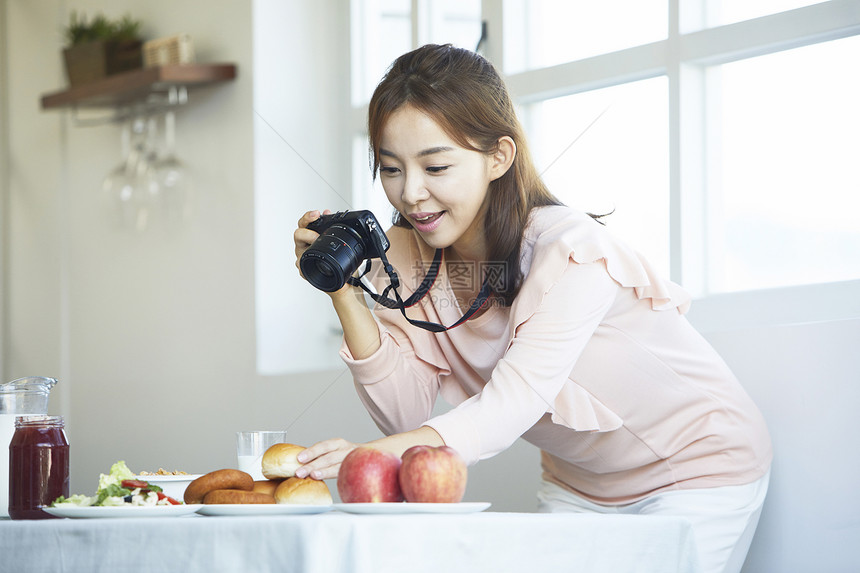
[{"x1": 408, "y1": 211, "x2": 446, "y2": 232}]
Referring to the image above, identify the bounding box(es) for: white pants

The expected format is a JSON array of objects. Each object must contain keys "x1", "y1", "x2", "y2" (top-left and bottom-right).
[{"x1": 537, "y1": 471, "x2": 770, "y2": 573}]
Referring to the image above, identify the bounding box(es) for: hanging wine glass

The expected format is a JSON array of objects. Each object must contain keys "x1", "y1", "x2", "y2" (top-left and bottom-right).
[
  {"x1": 102, "y1": 119, "x2": 140, "y2": 230},
  {"x1": 154, "y1": 110, "x2": 192, "y2": 227},
  {"x1": 131, "y1": 116, "x2": 161, "y2": 232}
]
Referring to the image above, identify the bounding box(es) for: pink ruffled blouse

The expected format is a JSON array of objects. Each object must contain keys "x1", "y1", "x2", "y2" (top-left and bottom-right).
[{"x1": 340, "y1": 206, "x2": 772, "y2": 503}]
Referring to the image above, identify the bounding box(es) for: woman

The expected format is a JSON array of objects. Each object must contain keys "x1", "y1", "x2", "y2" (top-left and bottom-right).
[{"x1": 293, "y1": 44, "x2": 771, "y2": 573}]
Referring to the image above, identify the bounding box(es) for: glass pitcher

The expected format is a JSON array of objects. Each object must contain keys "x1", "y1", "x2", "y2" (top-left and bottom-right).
[{"x1": 1, "y1": 376, "x2": 58, "y2": 519}]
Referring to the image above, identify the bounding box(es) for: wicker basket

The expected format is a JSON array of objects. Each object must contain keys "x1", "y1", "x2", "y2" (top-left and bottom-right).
[{"x1": 143, "y1": 35, "x2": 196, "y2": 67}]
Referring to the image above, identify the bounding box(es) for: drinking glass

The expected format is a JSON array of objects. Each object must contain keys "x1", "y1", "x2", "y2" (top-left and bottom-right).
[{"x1": 236, "y1": 431, "x2": 289, "y2": 481}]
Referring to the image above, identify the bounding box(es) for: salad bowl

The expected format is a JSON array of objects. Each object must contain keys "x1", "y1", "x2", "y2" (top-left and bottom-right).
[{"x1": 133, "y1": 474, "x2": 203, "y2": 501}]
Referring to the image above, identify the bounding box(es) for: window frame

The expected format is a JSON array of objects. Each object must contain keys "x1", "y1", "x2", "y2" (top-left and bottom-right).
[{"x1": 348, "y1": 0, "x2": 860, "y2": 328}]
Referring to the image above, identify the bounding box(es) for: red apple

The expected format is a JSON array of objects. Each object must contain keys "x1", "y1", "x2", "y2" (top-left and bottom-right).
[
  {"x1": 337, "y1": 446, "x2": 404, "y2": 503},
  {"x1": 399, "y1": 445, "x2": 467, "y2": 503}
]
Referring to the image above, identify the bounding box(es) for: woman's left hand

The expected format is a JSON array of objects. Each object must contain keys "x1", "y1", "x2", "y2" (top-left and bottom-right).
[
  {"x1": 295, "y1": 427, "x2": 447, "y2": 481},
  {"x1": 295, "y1": 438, "x2": 359, "y2": 480}
]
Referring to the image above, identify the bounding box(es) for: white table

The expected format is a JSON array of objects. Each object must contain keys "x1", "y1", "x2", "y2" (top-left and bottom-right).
[{"x1": 0, "y1": 510, "x2": 700, "y2": 573}]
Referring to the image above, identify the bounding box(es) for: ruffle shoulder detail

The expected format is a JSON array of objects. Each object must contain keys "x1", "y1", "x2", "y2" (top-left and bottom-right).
[{"x1": 513, "y1": 206, "x2": 691, "y2": 328}]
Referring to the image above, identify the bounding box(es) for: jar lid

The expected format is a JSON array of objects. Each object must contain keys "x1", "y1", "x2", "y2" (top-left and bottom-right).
[
  {"x1": 0, "y1": 376, "x2": 58, "y2": 395},
  {"x1": 14, "y1": 415, "x2": 65, "y2": 428}
]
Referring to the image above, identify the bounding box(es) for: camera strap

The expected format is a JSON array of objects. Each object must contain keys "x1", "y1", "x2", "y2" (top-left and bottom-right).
[{"x1": 347, "y1": 247, "x2": 492, "y2": 333}]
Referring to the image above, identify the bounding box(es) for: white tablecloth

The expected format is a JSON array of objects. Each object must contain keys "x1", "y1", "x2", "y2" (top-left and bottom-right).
[{"x1": 0, "y1": 511, "x2": 700, "y2": 573}]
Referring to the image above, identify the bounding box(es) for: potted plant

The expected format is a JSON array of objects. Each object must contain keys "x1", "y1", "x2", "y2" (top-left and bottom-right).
[{"x1": 62, "y1": 12, "x2": 144, "y2": 87}]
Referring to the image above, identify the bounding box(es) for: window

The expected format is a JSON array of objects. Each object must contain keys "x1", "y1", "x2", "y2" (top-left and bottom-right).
[
  {"x1": 350, "y1": 0, "x2": 860, "y2": 299},
  {"x1": 704, "y1": 0, "x2": 828, "y2": 27},
  {"x1": 527, "y1": 78, "x2": 670, "y2": 276},
  {"x1": 351, "y1": 0, "x2": 482, "y2": 106},
  {"x1": 504, "y1": 0, "x2": 667, "y2": 73},
  {"x1": 707, "y1": 35, "x2": 860, "y2": 292},
  {"x1": 351, "y1": 0, "x2": 412, "y2": 106},
  {"x1": 421, "y1": 0, "x2": 483, "y2": 51}
]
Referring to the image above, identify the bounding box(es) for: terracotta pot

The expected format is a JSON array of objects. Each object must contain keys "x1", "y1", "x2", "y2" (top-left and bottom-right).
[{"x1": 63, "y1": 39, "x2": 143, "y2": 87}]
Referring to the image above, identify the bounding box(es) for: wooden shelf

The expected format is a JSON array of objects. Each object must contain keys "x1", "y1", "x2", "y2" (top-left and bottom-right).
[{"x1": 40, "y1": 63, "x2": 237, "y2": 110}]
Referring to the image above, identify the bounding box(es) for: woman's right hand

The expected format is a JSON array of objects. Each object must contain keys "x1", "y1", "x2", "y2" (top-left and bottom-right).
[
  {"x1": 294, "y1": 209, "x2": 382, "y2": 358},
  {"x1": 293, "y1": 209, "x2": 328, "y2": 273},
  {"x1": 294, "y1": 209, "x2": 354, "y2": 299}
]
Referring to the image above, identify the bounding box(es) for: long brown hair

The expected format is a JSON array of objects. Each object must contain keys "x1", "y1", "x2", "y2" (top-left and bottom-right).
[{"x1": 368, "y1": 44, "x2": 562, "y2": 305}]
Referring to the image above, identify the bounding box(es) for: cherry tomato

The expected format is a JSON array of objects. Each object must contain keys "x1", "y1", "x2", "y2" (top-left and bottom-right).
[
  {"x1": 121, "y1": 479, "x2": 150, "y2": 489},
  {"x1": 157, "y1": 491, "x2": 181, "y2": 505}
]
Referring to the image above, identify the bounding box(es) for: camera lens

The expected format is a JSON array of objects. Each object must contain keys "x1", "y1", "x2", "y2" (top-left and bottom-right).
[{"x1": 300, "y1": 225, "x2": 366, "y2": 292}]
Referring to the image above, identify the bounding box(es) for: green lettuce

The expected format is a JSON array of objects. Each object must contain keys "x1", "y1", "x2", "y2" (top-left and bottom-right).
[
  {"x1": 51, "y1": 460, "x2": 166, "y2": 507},
  {"x1": 96, "y1": 460, "x2": 135, "y2": 493},
  {"x1": 51, "y1": 494, "x2": 95, "y2": 507},
  {"x1": 95, "y1": 482, "x2": 132, "y2": 505}
]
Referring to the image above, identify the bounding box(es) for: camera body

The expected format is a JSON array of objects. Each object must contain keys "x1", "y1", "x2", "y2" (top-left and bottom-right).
[{"x1": 300, "y1": 210, "x2": 390, "y2": 292}]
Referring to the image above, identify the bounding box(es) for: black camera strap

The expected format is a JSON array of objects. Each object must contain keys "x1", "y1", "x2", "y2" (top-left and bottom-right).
[{"x1": 347, "y1": 246, "x2": 492, "y2": 333}]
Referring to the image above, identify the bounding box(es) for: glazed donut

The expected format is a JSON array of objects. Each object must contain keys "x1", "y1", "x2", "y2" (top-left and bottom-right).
[
  {"x1": 252, "y1": 479, "x2": 283, "y2": 497},
  {"x1": 203, "y1": 489, "x2": 276, "y2": 504},
  {"x1": 184, "y1": 469, "x2": 254, "y2": 504}
]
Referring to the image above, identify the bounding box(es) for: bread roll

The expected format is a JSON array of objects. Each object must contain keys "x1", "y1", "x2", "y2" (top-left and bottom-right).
[
  {"x1": 261, "y1": 443, "x2": 305, "y2": 479},
  {"x1": 274, "y1": 477, "x2": 332, "y2": 505},
  {"x1": 253, "y1": 479, "x2": 282, "y2": 497}
]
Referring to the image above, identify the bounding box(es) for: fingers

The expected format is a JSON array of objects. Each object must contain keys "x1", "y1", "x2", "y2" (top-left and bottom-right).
[
  {"x1": 294, "y1": 210, "x2": 324, "y2": 272},
  {"x1": 294, "y1": 209, "x2": 345, "y2": 285},
  {"x1": 296, "y1": 208, "x2": 334, "y2": 229},
  {"x1": 297, "y1": 209, "x2": 321, "y2": 229},
  {"x1": 295, "y1": 438, "x2": 357, "y2": 481},
  {"x1": 294, "y1": 209, "x2": 337, "y2": 251},
  {"x1": 297, "y1": 437, "x2": 349, "y2": 462}
]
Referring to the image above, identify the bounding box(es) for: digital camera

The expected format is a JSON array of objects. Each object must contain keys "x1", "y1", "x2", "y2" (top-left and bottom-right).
[{"x1": 299, "y1": 210, "x2": 390, "y2": 292}]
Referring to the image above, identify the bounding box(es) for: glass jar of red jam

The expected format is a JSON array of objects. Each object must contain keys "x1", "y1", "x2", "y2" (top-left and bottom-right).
[{"x1": 8, "y1": 415, "x2": 69, "y2": 520}]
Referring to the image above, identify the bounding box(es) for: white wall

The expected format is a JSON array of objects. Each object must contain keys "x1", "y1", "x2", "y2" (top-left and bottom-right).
[
  {"x1": 689, "y1": 288, "x2": 860, "y2": 573},
  {"x1": 5, "y1": 0, "x2": 255, "y2": 485}
]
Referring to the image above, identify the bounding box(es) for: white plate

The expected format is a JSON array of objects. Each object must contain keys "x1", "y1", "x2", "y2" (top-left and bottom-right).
[
  {"x1": 333, "y1": 502, "x2": 491, "y2": 514},
  {"x1": 43, "y1": 504, "x2": 203, "y2": 519},
  {"x1": 195, "y1": 504, "x2": 333, "y2": 516}
]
